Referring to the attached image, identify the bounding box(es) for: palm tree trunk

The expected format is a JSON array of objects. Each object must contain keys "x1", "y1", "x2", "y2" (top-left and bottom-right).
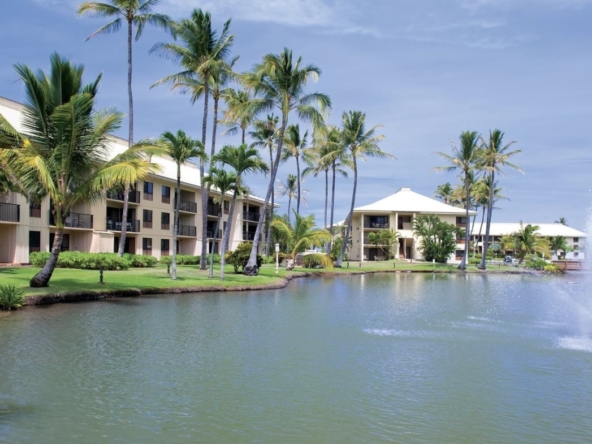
[
  {"x1": 337, "y1": 155, "x2": 357, "y2": 267},
  {"x1": 287, "y1": 196, "x2": 292, "y2": 224},
  {"x1": 470, "y1": 211, "x2": 477, "y2": 258},
  {"x1": 241, "y1": 128, "x2": 246, "y2": 145},
  {"x1": 127, "y1": 18, "x2": 133, "y2": 145},
  {"x1": 172, "y1": 166, "x2": 181, "y2": 280},
  {"x1": 118, "y1": 183, "x2": 130, "y2": 257},
  {"x1": 327, "y1": 162, "x2": 337, "y2": 253},
  {"x1": 220, "y1": 188, "x2": 239, "y2": 280},
  {"x1": 479, "y1": 171, "x2": 495, "y2": 270},
  {"x1": 199, "y1": 81, "x2": 210, "y2": 270},
  {"x1": 30, "y1": 226, "x2": 63, "y2": 287},
  {"x1": 244, "y1": 119, "x2": 287, "y2": 275},
  {"x1": 460, "y1": 178, "x2": 470, "y2": 270},
  {"x1": 296, "y1": 156, "x2": 301, "y2": 215},
  {"x1": 266, "y1": 145, "x2": 274, "y2": 256},
  {"x1": 209, "y1": 212, "x2": 221, "y2": 278},
  {"x1": 324, "y1": 169, "x2": 328, "y2": 230},
  {"x1": 476, "y1": 206, "x2": 486, "y2": 259}
]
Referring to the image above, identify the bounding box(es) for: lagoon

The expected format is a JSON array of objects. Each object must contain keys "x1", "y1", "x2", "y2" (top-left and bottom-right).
[{"x1": 1, "y1": 273, "x2": 592, "y2": 443}]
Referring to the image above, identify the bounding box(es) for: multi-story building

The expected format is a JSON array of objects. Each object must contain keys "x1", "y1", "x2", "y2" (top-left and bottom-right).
[
  {"x1": 348, "y1": 187, "x2": 477, "y2": 262},
  {"x1": 0, "y1": 96, "x2": 270, "y2": 264}
]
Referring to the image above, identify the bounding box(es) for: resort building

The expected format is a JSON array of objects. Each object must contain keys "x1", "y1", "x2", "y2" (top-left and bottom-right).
[
  {"x1": 470, "y1": 223, "x2": 587, "y2": 260},
  {"x1": 0, "y1": 96, "x2": 269, "y2": 264},
  {"x1": 349, "y1": 187, "x2": 477, "y2": 262}
]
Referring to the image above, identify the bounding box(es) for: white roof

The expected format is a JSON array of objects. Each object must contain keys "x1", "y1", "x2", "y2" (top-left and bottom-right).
[
  {"x1": 471, "y1": 223, "x2": 587, "y2": 238},
  {"x1": 355, "y1": 187, "x2": 477, "y2": 216}
]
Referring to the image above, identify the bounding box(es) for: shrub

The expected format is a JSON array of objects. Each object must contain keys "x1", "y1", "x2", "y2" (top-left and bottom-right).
[
  {"x1": 261, "y1": 255, "x2": 275, "y2": 265},
  {"x1": 160, "y1": 255, "x2": 173, "y2": 265},
  {"x1": 29, "y1": 251, "x2": 50, "y2": 267},
  {"x1": 123, "y1": 254, "x2": 157, "y2": 268},
  {"x1": 543, "y1": 264, "x2": 562, "y2": 274},
  {"x1": 302, "y1": 254, "x2": 326, "y2": 269},
  {"x1": 0, "y1": 284, "x2": 25, "y2": 310},
  {"x1": 225, "y1": 242, "x2": 263, "y2": 273},
  {"x1": 524, "y1": 255, "x2": 547, "y2": 270},
  {"x1": 30, "y1": 251, "x2": 129, "y2": 270},
  {"x1": 178, "y1": 255, "x2": 200, "y2": 265}
]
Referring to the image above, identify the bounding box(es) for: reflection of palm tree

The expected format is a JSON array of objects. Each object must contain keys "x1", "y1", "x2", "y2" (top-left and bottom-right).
[
  {"x1": 555, "y1": 217, "x2": 568, "y2": 226},
  {"x1": 434, "y1": 131, "x2": 481, "y2": 270},
  {"x1": 160, "y1": 130, "x2": 206, "y2": 280}
]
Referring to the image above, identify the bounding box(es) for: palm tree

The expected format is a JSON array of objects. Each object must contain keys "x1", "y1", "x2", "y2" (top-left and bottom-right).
[
  {"x1": 202, "y1": 167, "x2": 238, "y2": 278},
  {"x1": 212, "y1": 144, "x2": 268, "y2": 279},
  {"x1": 276, "y1": 174, "x2": 298, "y2": 224},
  {"x1": 240, "y1": 48, "x2": 331, "y2": 275},
  {"x1": 250, "y1": 114, "x2": 279, "y2": 254},
  {"x1": 433, "y1": 131, "x2": 481, "y2": 270},
  {"x1": 282, "y1": 124, "x2": 308, "y2": 215},
  {"x1": 221, "y1": 88, "x2": 256, "y2": 145},
  {"x1": 336, "y1": 111, "x2": 389, "y2": 267},
  {"x1": 7, "y1": 53, "x2": 165, "y2": 287},
  {"x1": 434, "y1": 182, "x2": 454, "y2": 205},
  {"x1": 151, "y1": 9, "x2": 234, "y2": 270},
  {"x1": 550, "y1": 235, "x2": 568, "y2": 259},
  {"x1": 160, "y1": 130, "x2": 206, "y2": 280},
  {"x1": 478, "y1": 129, "x2": 521, "y2": 269},
  {"x1": 271, "y1": 211, "x2": 332, "y2": 268},
  {"x1": 555, "y1": 217, "x2": 568, "y2": 226},
  {"x1": 0, "y1": 117, "x2": 22, "y2": 194},
  {"x1": 472, "y1": 176, "x2": 507, "y2": 258},
  {"x1": 502, "y1": 223, "x2": 550, "y2": 264},
  {"x1": 301, "y1": 140, "x2": 330, "y2": 230}
]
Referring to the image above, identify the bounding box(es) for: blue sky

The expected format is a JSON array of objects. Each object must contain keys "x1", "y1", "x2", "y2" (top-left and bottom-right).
[{"x1": 2, "y1": 0, "x2": 591, "y2": 230}]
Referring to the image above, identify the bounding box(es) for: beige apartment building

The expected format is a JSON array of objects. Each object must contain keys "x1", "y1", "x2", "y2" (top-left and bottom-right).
[
  {"x1": 349, "y1": 187, "x2": 477, "y2": 262},
  {"x1": 0, "y1": 97, "x2": 268, "y2": 264}
]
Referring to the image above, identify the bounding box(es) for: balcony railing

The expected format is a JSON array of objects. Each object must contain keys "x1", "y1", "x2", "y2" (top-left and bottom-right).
[
  {"x1": 178, "y1": 224, "x2": 196, "y2": 237},
  {"x1": 363, "y1": 216, "x2": 389, "y2": 229},
  {"x1": 106, "y1": 219, "x2": 140, "y2": 232},
  {"x1": 0, "y1": 203, "x2": 20, "y2": 222},
  {"x1": 206, "y1": 230, "x2": 222, "y2": 239},
  {"x1": 175, "y1": 198, "x2": 197, "y2": 213},
  {"x1": 243, "y1": 232, "x2": 258, "y2": 241},
  {"x1": 243, "y1": 211, "x2": 260, "y2": 222},
  {"x1": 107, "y1": 190, "x2": 141, "y2": 204},
  {"x1": 50, "y1": 212, "x2": 93, "y2": 229},
  {"x1": 208, "y1": 203, "x2": 222, "y2": 216}
]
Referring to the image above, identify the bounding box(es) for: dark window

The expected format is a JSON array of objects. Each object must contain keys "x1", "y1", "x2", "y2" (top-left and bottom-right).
[
  {"x1": 456, "y1": 217, "x2": 467, "y2": 225},
  {"x1": 224, "y1": 200, "x2": 229, "y2": 213},
  {"x1": 143, "y1": 182, "x2": 154, "y2": 200},
  {"x1": 29, "y1": 231, "x2": 41, "y2": 253},
  {"x1": 162, "y1": 186, "x2": 171, "y2": 204},
  {"x1": 398, "y1": 216, "x2": 411, "y2": 230},
  {"x1": 143, "y1": 209, "x2": 153, "y2": 228},
  {"x1": 161, "y1": 239, "x2": 170, "y2": 256},
  {"x1": 455, "y1": 249, "x2": 464, "y2": 258},
  {"x1": 49, "y1": 233, "x2": 70, "y2": 252},
  {"x1": 142, "y1": 237, "x2": 152, "y2": 255},
  {"x1": 161, "y1": 212, "x2": 170, "y2": 230},
  {"x1": 574, "y1": 237, "x2": 579, "y2": 243},
  {"x1": 29, "y1": 201, "x2": 41, "y2": 218}
]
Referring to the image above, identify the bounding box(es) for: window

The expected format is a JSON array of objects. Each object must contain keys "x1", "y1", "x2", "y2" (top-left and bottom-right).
[
  {"x1": 29, "y1": 201, "x2": 41, "y2": 218},
  {"x1": 456, "y1": 217, "x2": 467, "y2": 226},
  {"x1": 161, "y1": 212, "x2": 170, "y2": 230},
  {"x1": 574, "y1": 237, "x2": 579, "y2": 243},
  {"x1": 142, "y1": 237, "x2": 152, "y2": 255},
  {"x1": 162, "y1": 185, "x2": 171, "y2": 204},
  {"x1": 224, "y1": 200, "x2": 229, "y2": 214},
  {"x1": 161, "y1": 239, "x2": 170, "y2": 256},
  {"x1": 143, "y1": 209, "x2": 153, "y2": 228},
  {"x1": 455, "y1": 249, "x2": 464, "y2": 259},
  {"x1": 398, "y1": 216, "x2": 411, "y2": 230},
  {"x1": 143, "y1": 182, "x2": 154, "y2": 201},
  {"x1": 29, "y1": 231, "x2": 41, "y2": 253}
]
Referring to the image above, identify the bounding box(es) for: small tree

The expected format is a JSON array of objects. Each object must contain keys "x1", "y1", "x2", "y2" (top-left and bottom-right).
[
  {"x1": 367, "y1": 229, "x2": 400, "y2": 259},
  {"x1": 502, "y1": 223, "x2": 550, "y2": 264},
  {"x1": 413, "y1": 214, "x2": 461, "y2": 263}
]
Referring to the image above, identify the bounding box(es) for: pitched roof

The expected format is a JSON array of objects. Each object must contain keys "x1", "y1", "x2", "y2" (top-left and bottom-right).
[
  {"x1": 470, "y1": 223, "x2": 587, "y2": 238},
  {"x1": 354, "y1": 187, "x2": 477, "y2": 216}
]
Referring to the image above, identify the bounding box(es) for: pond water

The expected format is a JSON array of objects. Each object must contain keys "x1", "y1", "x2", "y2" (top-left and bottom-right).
[{"x1": 1, "y1": 273, "x2": 592, "y2": 443}]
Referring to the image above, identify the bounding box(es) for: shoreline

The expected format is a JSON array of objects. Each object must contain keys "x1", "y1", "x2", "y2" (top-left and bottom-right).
[{"x1": 20, "y1": 268, "x2": 532, "y2": 307}]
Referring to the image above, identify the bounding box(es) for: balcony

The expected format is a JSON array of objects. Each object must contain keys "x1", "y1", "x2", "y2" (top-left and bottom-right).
[
  {"x1": 0, "y1": 203, "x2": 20, "y2": 222},
  {"x1": 107, "y1": 190, "x2": 141, "y2": 204},
  {"x1": 363, "y1": 216, "x2": 389, "y2": 229},
  {"x1": 178, "y1": 224, "x2": 196, "y2": 237},
  {"x1": 206, "y1": 230, "x2": 222, "y2": 239},
  {"x1": 106, "y1": 219, "x2": 140, "y2": 232},
  {"x1": 243, "y1": 211, "x2": 260, "y2": 222},
  {"x1": 208, "y1": 203, "x2": 222, "y2": 216},
  {"x1": 243, "y1": 232, "x2": 258, "y2": 241},
  {"x1": 175, "y1": 198, "x2": 197, "y2": 213},
  {"x1": 49, "y1": 212, "x2": 93, "y2": 229}
]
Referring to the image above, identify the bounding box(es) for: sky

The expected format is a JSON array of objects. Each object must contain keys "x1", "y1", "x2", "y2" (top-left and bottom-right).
[{"x1": 1, "y1": 0, "x2": 591, "y2": 230}]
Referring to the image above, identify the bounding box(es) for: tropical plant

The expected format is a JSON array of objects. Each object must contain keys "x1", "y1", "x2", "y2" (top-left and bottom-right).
[
  {"x1": 478, "y1": 129, "x2": 521, "y2": 269},
  {"x1": 240, "y1": 48, "x2": 331, "y2": 275},
  {"x1": 271, "y1": 211, "x2": 332, "y2": 268},
  {"x1": 281, "y1": 124, "x2": 309, "y2": 215},
  {"x1": 413, "y1": 214, "x2": 462, "y2": 263},
  {"x1": 471, "y1": 176, "x2": 507, "y2": 258},
  {"x1": 5, "y1": 53, "x2": 164, "y2": 287},
  {"x1": 0, "y1": 117, "x2": 24, "y2": 194},
  {"x1": 151, "y1": 8, "x2": 234, "y2": 270},
  {"x1": 212, "y1": 144, "x2": 268, "y2": 279},
  {"x1": 336, "y1": 110, "x2": 390, "y2": 267},
  {"x1": 224, "y1": 241, "x2": 262, "y2": 273},
  {"x1": 502, "y1": 223, "x2": 550, "y2": 264},
  {"x1": 434, "y1": 182, "x2": 455, "y2": 205},
  {"x1": 221, "y1": 88, "x2": 256, "y2": 144},
  {"x1": 367, "y1": 229, "x2": 400, "y2": 259},
  {"x1": 433, "y1": 131, "x2": 481, "y2": 270},
  {"x1": 160, "y1": 130, "x2": 206, "y2": 280},
  {"x1": 555, "y1": 217, "x2": 568, "y2": 226},
  {"x1": 550, "y1": 235, "x2": 569, "y2": 259},
  {"x1": 276, "y1": 174, "x2": 298, "y2": 224},
  {"x1": 0, "y1": 284, "x2": 25, "y2": 310}
]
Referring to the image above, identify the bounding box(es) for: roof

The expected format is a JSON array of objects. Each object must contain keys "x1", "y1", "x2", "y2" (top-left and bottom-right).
[
  {"x1": 470, "y1": 223, "x2": 587, "y2": 238},
  {"x1": 354, "y1": 187, "x2": 477, "y2": 216}
]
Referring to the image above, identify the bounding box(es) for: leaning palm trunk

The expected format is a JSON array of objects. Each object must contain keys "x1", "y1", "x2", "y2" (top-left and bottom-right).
[
  {"x1": 476, "y1": 206, "x2": 486, "y2": 258},
  {"x1": 327, "y1": 162, "x2": 337, "y2": 253},
  {"x1": 30, "y1": 224, "x2": 64, "y2": 287},
  {"x1": 295, "y1": 156, "x2": 301, "y2": 215},
  {"x1": 266, "y1": 146, "x2": 274, "y2": 256},
  {"x1": 172, "y1": 167, "x2": 181, "y2": 280},
  {"x1": 337, "y1": 156, "x2": 357, "y2": 267},
  {"x1": 117, "y1": 183, "x2": 131, "y2": 257},
  {"x1": 199, "y1": 82, "x2": 210, "y2": 270},
  {"x1": 479, "y1": 171, "x2": 495, "y2": 270},
  {"x1": 459, "y1": 179, "x2": 470, "y2": 270},
  {"x1": 244, "y1": 121, "x2": 287, "y2": 275},
  {"x1": 220, "y1": 190, "x2": 238, "y2": 280},
  {"x1": 324, "y1": 169, "x2": 328, "y2": 230},
  {"x1": 209, "y1": 212, "x2": 222, "y2": 278}
]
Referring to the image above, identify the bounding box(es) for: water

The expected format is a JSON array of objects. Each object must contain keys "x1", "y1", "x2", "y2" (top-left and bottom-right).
[{"x1": 1, "y1": 273, "x2": 592, "y2": 443}]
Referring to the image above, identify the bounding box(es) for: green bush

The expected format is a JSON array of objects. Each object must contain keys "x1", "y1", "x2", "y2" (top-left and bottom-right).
[
  {"x1": 301, "y1": 254, "x2": 326, "y2": 269},
  {"x1": 543, "y1": 264, "x2": 562, "y2": 274},
  {"x1": 225, "y1": 242, "x2": 263, "y2": 273},
  {"x1": 123, "y1": 254, "x2": 158, "y2": 268},
  {"x1": 261, "y1": 255, "x2": 275, "y2": 265},
  {"x1": 0, "y1": 284, "x2": 25, "y2": 310},
  {"x1": 28, "y1": 251, "x2": 165, "y2": 270},
  {"x1": 524, "y1": 255, "x2": 547, "y2": 270},
  {"x1": 160, "y1": 255, "x2": 173, "y2": 265}
]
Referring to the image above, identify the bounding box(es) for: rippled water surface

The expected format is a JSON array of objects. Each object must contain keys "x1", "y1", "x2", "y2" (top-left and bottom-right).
[{"x1": 1, "y1": 273, "x2": 592, "y2": 443}]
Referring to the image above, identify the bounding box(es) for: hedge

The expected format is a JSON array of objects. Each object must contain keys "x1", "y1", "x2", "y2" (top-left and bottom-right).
[{"x1": 28, "y1": 252, "x2": 159, "y2": 270}]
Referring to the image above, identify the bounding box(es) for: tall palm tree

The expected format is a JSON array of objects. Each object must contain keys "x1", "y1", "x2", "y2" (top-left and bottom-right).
[
  {"x1": 434, "y1": 182, "x2": 454, "y2": 205},
  {"x1": 250, "y1": 114, "x2": 279, "y2": 255},
  {"x1": 202, "y1": 167, "x2": 238, "y2": 278},
  {"x1": 276, "y1": 174, "x2": 298, "y2": 224},
  {"x1": 301, "y1": 143, "x2": 330, "y2": 228},
  {"x1": 434, "y1": 131, "x2": 481, "y2": 270},
  {"x1": 7, "y1": 53, "x2": 165, "y2": 287},
  {"x1": 212, "y1": 144, "x2": 268, "y2": 279},
  {"x1": 160, "y1": 130, "x2": 206, "y2": 280},
  {"x1": 336, "y1": 111, "x2": 389, "y2": 267},
  {"x1": 282, "y1": 124, "x2": 308, "y2": 215},
  {"x1": 221, "y1": 88, "x2": 256, "y2": 145},
  {"x1": 478, "y1": 129, "x2": 521, "y2": 269},
  {"x1": 240, "y1": 48, "x2": 331, "y2": 275},
  {"x1": 555, "y1": 217, "x2": 568, "y2": 226},
  {"x1": 472, "y1": 176, "x2": 507, "y2": 258},
  {"x1": 151, "y1": 9, "x2": 234, "y2": 270}
]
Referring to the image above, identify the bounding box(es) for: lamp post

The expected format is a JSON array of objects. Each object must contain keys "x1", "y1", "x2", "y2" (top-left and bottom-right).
[{"x1": 275, "y1": 243, "x2": 280, "y2": 274}]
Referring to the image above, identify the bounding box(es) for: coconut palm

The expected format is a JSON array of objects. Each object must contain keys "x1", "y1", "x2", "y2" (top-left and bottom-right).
[
  {"x1": 433, "y1": 131, "x2": 481, "y2": 270},
  {"x1": 276, "y1": 174, "x2": 299, "y2": 224},
  {"x1": 550, "y1": 235, "x2": 568, "y2": 259},
  {"x1": 240, "y1": 48, "x2": 331, "y2": 275},
  {"x1": 555, "y1": 217, "x2": 568, "y2": 226},
  {"x1": 0, "y1": 117, "x2": 22, "y2": 194},
  {"x1": 434, "y1": 182, "x2": 455, "y2": 205},
  {"x1": 212, "y1": 144, "x2": 268, "y2": 279},
  {"x1": 336, "y1": 111, "x2": 390, "y2": 267},
  {"x1": 7, "y1": 53, "x2": 165, "y2": 287},
  {"x1": 282, "y1": 124, "x2": 309, "y2": 216},
  {"x1": 160, "y1": 130, "x2": 206, "y2": 280},
  {"x1": 301, "y1": 141, "x2": 331, "y2": 230},
  {"x1": 151, "y1": 9, "x2": 234, "y2": 270},
  {"x1": 221, "y1": 88, "x2": 256, "y2": 145},
  {"x1": 472, "y1": 177, "x2": 507, "y2": 258},
  {"x1": 502, "y1": 223, "x2": 550, "y2": 264},
  {"x1": 478, "y1": 129, "x2": 521, "y2": 269}
]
